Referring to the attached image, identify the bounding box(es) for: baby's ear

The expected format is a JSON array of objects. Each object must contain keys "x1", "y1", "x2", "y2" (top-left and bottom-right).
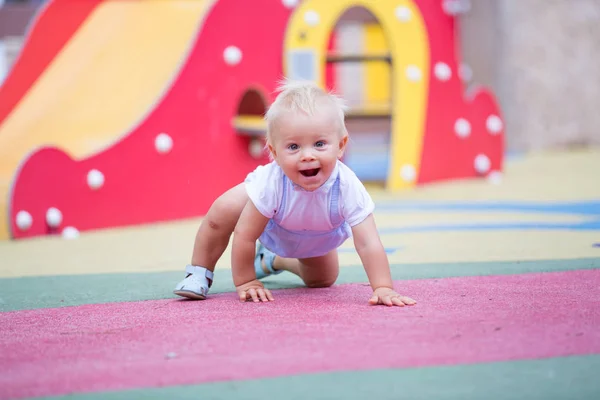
[
  {"x1": 337, "y1": 134, "x2": 349, "y2": 159},
  {"x1": 268, "y1": 142, "x2": 277, "y2": 158}
]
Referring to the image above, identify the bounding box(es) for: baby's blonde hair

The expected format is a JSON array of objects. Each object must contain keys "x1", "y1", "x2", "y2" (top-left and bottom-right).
[{"x1": 264, "y1": 79, "x2": 348, "y2": 146}]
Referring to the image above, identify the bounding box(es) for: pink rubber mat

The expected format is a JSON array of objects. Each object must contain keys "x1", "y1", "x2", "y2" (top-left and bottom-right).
[{"x1": 2, "y1": 269, "x2": 599, "y2": 399}]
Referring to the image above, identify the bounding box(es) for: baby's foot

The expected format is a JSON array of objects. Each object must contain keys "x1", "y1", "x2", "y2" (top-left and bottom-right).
[
  {"x1": 254, "y1": 242, "x2": 281, "y2": 279},
  {"x1": 173, "y1": 265, "x2": 214, "y2": 300}
]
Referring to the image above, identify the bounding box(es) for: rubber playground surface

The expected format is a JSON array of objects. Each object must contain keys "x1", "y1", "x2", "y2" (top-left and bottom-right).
[{"x1": 1, "y1": 150, "x2": 599, "y2": 399}]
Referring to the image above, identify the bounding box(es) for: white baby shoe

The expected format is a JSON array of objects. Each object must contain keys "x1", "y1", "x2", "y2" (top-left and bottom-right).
[{"x1": 173, "y1": 265, "x2": 214, "y2": 300}]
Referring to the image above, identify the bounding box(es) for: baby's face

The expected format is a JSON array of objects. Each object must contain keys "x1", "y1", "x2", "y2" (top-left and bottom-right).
[{"x1": 268, "y1": 109, "x2": 347, "y2": 191}]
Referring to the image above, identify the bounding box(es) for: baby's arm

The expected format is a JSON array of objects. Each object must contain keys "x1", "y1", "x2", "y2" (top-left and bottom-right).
[
  {"x1": 231, "y1": 200, "x2": 273, "y2": 302},
  {"x1": 351, "y1": 214, "x2": 416, "y2": 307}
]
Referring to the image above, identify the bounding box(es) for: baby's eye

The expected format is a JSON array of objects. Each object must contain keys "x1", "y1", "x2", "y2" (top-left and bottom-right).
[
  {"x1": 287, "y1": 143, "x2": 299, "y2": 151},
  {"x1": 315, "y1": 141, "x2": 326, "y2": 148}
]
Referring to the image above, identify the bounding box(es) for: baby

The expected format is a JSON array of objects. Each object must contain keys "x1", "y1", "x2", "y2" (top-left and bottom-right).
[{"x1": 174, "y1": 80, "x2": 416, "y2": 307}]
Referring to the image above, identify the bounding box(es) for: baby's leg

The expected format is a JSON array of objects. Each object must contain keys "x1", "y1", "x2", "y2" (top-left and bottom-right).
[
  {"x1": 190, "y1": 183, "x2": 248, "y2": 271},
  {"x1": 273, "y1": 250, "x2": 339, "y2": 288}
]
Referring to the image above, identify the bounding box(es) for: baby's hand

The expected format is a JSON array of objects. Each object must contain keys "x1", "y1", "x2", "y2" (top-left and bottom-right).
[
  {"x1": 236, "y1": 279, "x2": 274, "y2": 303},
  {"x1": 369, "y1": 287, "x2": 416, "y2": 307}
]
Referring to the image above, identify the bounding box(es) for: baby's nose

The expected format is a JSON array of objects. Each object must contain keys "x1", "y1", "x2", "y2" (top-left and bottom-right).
[{"x1": 300, "y1": 148, "x2": 316, "y2": 160}]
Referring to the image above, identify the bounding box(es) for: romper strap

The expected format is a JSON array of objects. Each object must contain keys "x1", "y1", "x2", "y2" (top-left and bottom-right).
[
  {"x1": 278, "y1": 174, "x2": 289, "y2": 217},
  {"x1": 329, "y1": 176, "x2": 343, "y2": 227}
]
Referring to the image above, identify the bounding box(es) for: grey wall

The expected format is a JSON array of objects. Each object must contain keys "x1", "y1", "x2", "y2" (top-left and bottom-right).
[{"x1": 460, "y1": 0, "x2": 600, "y2": 152}]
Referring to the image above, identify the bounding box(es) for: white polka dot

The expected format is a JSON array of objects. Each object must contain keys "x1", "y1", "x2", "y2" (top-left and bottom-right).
[
  {"x1": 434, "y1": 62, "x2": 452, "y2": 81},
  {"x1": 15, "y1": 210, "x2": 32, "y2": 231},
  {"x1": 62, "y1": 226, "x2": 80, "y2": 240},
  {"x1": 474, "y1": 154, "x2": 491, "y2": 175},
  {"x1": 454, "y1": 118, "x2": 471, "y2": 139},
  {"x1": 87, "y1": 169, "x2": 105, "y2": 190},
  {"x1": 442, "y1": 0, "x2": 459, "y2": 15},
  {"x1": 304, "y1": 10, "x2": 320, "y2": 26},
  {"x1": 487, "y1": 170, "x2": 503, "y2": 185},
  {"x1": 486, "y1": 115, "x2": 503, "y2": 135},
  {"x1": 442, "y1": 0, "x2": 471, "y2": 15},
  {"x1": 281, "y1": 0, "x2": 299, "y2": 8},
  {"x1": 46, "y1": 207, "x2": 63, "y2": 228},
  {"x1": 395, "y1": 6, "x2": 412, "y2": 22},
  {"x1": 405, "y1": 65, "x2": 422, "y2": 82},
  {"x1": 459, "y1": 63, "x2": 473, "y2": 82},
  {"x1": 248, "y1": 139, "x2": 264, "y2": 159},
  {"x1": 155, "y1": 133, "x2": 173, "y2": 154},
  {"x1": 223, "y1": 46, "x2": 242, "y2": 65},
  {"x1": 400, "y1": 165, "x2": 416, "y2": 182}
]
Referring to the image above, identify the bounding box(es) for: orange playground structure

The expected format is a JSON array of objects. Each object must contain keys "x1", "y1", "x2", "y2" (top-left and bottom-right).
[{"x1": 0, "y1": 0, "x2": 503, "y2": 240}]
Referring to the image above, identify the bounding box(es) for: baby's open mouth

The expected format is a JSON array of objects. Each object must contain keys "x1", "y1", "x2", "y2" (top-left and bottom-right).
[{"x1": 300, "y1": 168, "x2": 320, "y2": 177}]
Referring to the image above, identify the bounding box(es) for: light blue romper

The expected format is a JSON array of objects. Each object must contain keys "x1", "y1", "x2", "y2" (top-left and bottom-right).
[{"x1": 258, "y1": 173, "x2": 352, "y2": 259}]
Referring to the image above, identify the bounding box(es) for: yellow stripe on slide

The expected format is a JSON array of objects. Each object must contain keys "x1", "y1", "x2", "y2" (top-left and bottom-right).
[{"x1": 0, "y1": 0, "x2": 213, "y2": 239}]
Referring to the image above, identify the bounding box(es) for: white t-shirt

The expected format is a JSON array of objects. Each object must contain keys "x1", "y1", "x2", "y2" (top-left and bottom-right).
[{"x1": 245, "y1": 160, "x2": 374, "y2": 232}]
